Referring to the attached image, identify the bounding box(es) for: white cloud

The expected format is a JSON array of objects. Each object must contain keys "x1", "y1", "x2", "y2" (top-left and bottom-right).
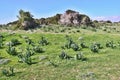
[{"x1": 92, "y1": 16, "x2": 120, "y2": 22}]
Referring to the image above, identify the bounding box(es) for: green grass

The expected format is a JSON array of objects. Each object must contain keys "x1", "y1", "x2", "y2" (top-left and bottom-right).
[{"x1": 0, "y1": 28, "x2": 120, "y2": 80}]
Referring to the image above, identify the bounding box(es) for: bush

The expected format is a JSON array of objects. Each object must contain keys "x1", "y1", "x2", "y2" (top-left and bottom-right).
[
  {"x1": 65, "y1": 37, "x2": 73, "y2": 49},
  {"x1": 94, "y1": 42, "x2": 103, "y2": 49},
  {"x1": 18, "y1": 46, "x2": 34, "y2": 65},
  {"x1": 33, "y1": 45, "x2": 44, "y2": 53},
  {"x1": 90, "y1": 43, "x2": 99, "y2": 53},
  {"x1": 11, "y1": 39, "x2": 21, "y2": 46},
  {"x1": 0, "y1": 37, "x2": 3, "y2": 48},
  {"x1": 71, "y1": 43, "x2": 79, "y2": 51},
  {"x1": 2, "y1": 67, "x2": 15, "y2": 77},
  {"x1": 18, "y1": 53, "x2": 32, "y2": 65},
  {"x1": 6, "y1": 43, "x2": 17, "y2": 55},
  {"x1": 59, "y1": 51, "x2": 72, "y2": 59},
  {"x1": 25, "y1": 38, "x2": 34, "y2": 45},
  {"x1": 39, "y1": 36, "x2": 49, "y2": 46},
  {"x1": 106, "y1": 41, "x2": 116, "y2": 48},
  {"x1": 2, "y1": 69, "x2": 9, "y2": 76},
  {"x1": 64, "y1": 36, "x2": 80, "y2": 51},
  {"x1": 75, "y1": 52, "x2": 87, "y2": 61},
  {"x1": 80, "y1": 42, "x2": 88, "y2": 48}
]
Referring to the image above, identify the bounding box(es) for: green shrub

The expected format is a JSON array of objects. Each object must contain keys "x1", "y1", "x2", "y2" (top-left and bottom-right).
[
  {"x1": 33, "y1": 45, "x2": 44, "y2": 53},
  {"x1": 75, "y1": 52, "x2": 87, "y2": 61},
  {"x1": 2, "y1": 67, "x2": 15, "y2": 77},
  {"x1": 18, "y1": 53, "x2": 32, "y2": 65},
  {"x1": 64, "y1": 35, "x2": 79, "y2": 51},
  {"x1": 18, "y1": 46, "x2": 34, "y2": 65},
  {"x1": 71, "y1": 43, "x2": 80, "y2": 51},
  {"x1": 25, "y1": 38, "x2": 34, "y2": 45},
  {"x1": 6, "y1": 43, "x2": 17, "y2": 55},
  {"x1": 80, "y1": 42, "x2": 88, "y2": 48},
  {"x1": 106, "y1": 41, "x2": 116, "y2": 48},
  {"x1": 2, "y1": 69, "x2": 9, "y2": 76},
  {"x1": 26, "y1": 46, "x2": 34, "y2": 56},
  {"x1": 39, "y1": 36, "x2": 49, "y2": 46},
  {"x1": 65, "y1": 37, "x2": 74, "y2": 49},
  {"x1": 11, "y1": 39, "x2": 21, "y2": 46},
  {"x1": 59, "y1": 51, "x2": 72, "y2": 59},
  {"x1": 0, "y1": 37, "x2": 3, "y2": 48},
  {"x1": 94, "y1": 42, "x2": 103, "y2": 49},
  {"x1": 90, "y1": 43, "x2": 99, "y2": 53}
]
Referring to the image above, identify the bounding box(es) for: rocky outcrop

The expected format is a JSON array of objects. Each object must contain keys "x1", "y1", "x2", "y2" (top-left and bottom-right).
[
  {"x1": 59, "y1": 10, "x2": 91, "y2": 26},
  {"x1": 17, "y1": 10, "x2": 38, "y2": 30},
  {"x1": 21, "y1": 20, "x2": 37, "y2": 30}
]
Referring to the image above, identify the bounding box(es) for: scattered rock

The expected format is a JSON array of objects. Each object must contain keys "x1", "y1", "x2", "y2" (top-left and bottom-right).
[
  {"x1": 44, "y1": 61, "x2": 52, "y2": 66},
  {"x1": 39, "y1": 56, "x2": 48, "y2": 61},
  {"x1": 0, "y1": 59, "x2": 11, "y2": 65},
  {"x1": 21, "y1": 36, "x2": 29, "y2": 39},
  {"x1": 78, "y1": 37, "x2": 84, "y2": 41}
]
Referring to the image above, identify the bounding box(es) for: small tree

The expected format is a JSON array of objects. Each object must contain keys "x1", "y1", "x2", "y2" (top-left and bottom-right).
[{"x1": 17, "y1": 9, "x2": 37, "y2": 30}]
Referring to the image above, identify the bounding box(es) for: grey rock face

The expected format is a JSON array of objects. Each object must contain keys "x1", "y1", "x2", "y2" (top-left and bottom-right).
[{"x1": 59, "y1": 10, "x2": 91, "y2": 26}]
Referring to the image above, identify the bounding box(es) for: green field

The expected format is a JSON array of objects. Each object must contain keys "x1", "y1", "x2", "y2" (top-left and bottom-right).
[{"x1": 0, "y1": 27, "x2": 120, "y2": 80}]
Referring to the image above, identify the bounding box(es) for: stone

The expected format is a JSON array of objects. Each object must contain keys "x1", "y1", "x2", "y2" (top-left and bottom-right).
[
  {"x1": 0, "y1": 59, "x2": 11, "y2": 65},
  {"x1": 39, "y1": 56, "x2": 48, "y2": 61},
  {"x1": 59, "y1": 10, "x2": 91, "y2": 26}
]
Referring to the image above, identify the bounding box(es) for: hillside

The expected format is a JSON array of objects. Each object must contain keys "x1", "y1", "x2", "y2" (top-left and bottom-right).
[
  {"x1": 1, "y1": 9, "x2": 95, "y2": 30},
  {"x1": 0, "y1": 25, "x2": 120, "y2": 80}
]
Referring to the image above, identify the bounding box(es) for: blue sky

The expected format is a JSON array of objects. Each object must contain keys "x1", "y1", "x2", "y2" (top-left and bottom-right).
[{"x1": 0, "y1": 0, "x2": 120, "y2": 24}]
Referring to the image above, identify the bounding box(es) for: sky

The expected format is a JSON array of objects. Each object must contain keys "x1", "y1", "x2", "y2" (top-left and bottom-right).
[{"x1": 0, "y1": 0, "x2": 120, "y2": 24}]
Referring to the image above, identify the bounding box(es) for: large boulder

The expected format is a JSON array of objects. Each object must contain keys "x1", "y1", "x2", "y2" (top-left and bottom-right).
[
  {"x1": 59, "y1": 10, "x2": 91, "y2": 26},
  {"x1": 21, "y1": 20, "x2": 37, "y2": 30}
]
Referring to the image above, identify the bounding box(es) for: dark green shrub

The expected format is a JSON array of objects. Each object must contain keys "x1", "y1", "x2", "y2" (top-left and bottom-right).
[
  {"x1": 76, "y1": 30, "x2": 80, "y2": 32},
  {"x1": 75, "y1": 52, "x2": 87, "y2": 61},
  {"x1": 6, "y1": 43, "x2": 17, "y2": 55},
  {"x1": 75, "y1": 52, "x2": 83, "y2": 60},
  {"x1": 18, "y1": 53, "x2": 32, "y2": 65},
  {"x1": 18, "y1": 47, "x2": 33, "y2": 65},
  {"x1": 64, "y1": 36, "x2": 80, "y2": 51},
  {"x1": 39, "y1": 36, "x2": 49, "y2": 46},
  {"x1": 71, "y1": 43, "x2": 79, "y2": 51},
  {"x1": 25, "y1": 38, "x2": 34, "y2": 45},
  {"x1": 33, "y1": 45, "x2": 44, "y2": 53},
  {"x1": 90, "y1": 44, "x2": 99, "y2": 53},
  {"x1": 26, "y1": 46, "x2": 34, "y2": 56},
  {"x1": 11, "y1": 39, "x2": 21, "y2": 46},
  {"x1": 80, "y1": 42, "x2": 88, "y2": 48},
  {"x1": 0, "y1": 37, "x2": 3, "y2": 48},
  {"x1": 59, "y1": 51, "x2": 72, "y2": 59},
  {"x1": 2, "y1": 67, "x2": 15, "y2": 77},
  {"x1": 9, "y1": 67, "x2": 14, "y2": 76},
  {"x1": 94, "y1": 42, "x2": 103, "y2": 49},
  {"x1": 106, "y1": 41, "x2": 116, "y2": 48},
  {"x1": 65, "y1": 35, "x2": 73, "y2": 48},
  {"x1": 118, "y1": 41, "x2": 120, "y2": 47},
  {"x1": 2, "y1": 69, "x2": 9, "y2": 76},
  {"x1": 65, "y1": 37, "x2": 74, "y2": 49}
]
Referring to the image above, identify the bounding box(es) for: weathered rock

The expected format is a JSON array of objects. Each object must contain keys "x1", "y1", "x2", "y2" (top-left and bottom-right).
[
  {"x1": 39, "y1": 56, "x2": 48, "y2": 61},
  {"x1": 21, "y1": 20, "x2": 37, "y2": 30},
  {"x1": 0, "y1": 59, "x2": 11, "y2": 65},
  {"x1": 59, "y1": 10, "x2": 91, "y2": 26},
  {"x1": 21, "y1": 36, "x2": 29, "y2": 39},
  {"x1": 44, "y1": 61, "x2": 52, "y2": 66}
]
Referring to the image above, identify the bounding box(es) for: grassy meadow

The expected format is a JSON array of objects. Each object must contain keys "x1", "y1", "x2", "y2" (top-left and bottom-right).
[{"x1": 0, "y1": 26, "x2": 120, "y2": 80}]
